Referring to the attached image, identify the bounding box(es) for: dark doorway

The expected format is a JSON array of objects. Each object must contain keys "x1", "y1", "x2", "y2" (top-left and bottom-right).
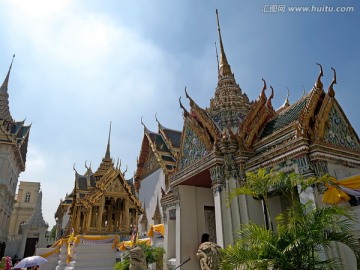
[{"x1": 24, "y1": 238, "x2": 38, "y2": 258}]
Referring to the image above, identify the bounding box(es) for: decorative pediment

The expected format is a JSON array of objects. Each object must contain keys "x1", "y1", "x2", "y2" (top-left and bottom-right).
[
  {"x1": 107, "y1": 179, "x2": 127, "y2": 193},
  {"x1": 178, "y1": 123, "x2": 210, "y2": 170},
  {"x1": 323, "y1": 104, "x2": 360, "y2": 151},
  {"x1": 142, "y1": 148, "x2": 161, "y2": 177}
]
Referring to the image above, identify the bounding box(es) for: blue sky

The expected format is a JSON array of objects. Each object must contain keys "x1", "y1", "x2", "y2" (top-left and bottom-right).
[{"x1": 0, "y1": 0, "x2": 359, "y2": 229}]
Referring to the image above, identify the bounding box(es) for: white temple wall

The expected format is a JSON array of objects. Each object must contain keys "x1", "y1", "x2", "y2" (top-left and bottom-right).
[
  {"x1": 178, "y1": 185, "x2": 199, "y2": 270},
  {"x1": 176, "y1": 185, "x2": 214, "y2": 270},
  {"x1": 0, "y1": 146, "x2": 22, "y2": 250},
  {"x1": 327, "y1": 162, "x2": 360, "y2": 179},
  {"x1": 195, "y1": 187, "x2": 214, "y2": 241},
  {"x1": 137, "y1": 168, "x2": 165, "y2": 235}
]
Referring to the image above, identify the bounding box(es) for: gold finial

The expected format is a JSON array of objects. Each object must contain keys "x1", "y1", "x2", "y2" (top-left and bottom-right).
[
  {"x1": 184, "y1": 86, "x2": 196, "y2": 107},
  {"x1": 328, "y1": 67, "x2": 336, "y2": 97},
  {"x1": 141, "y1": 117, "x2": 151, "y2": 134},
  {"x1": 315, "y1": 63, "x2": 324, "y2": 89},
  {"x1": 260, "y1": 78, "x2": 267, "y2": 100},
  {"x1": 284, "y1": 87, "x2": 290, "y2": 107},
  {"x1": 85, "y1": 160, "x2": 89, "y2": 170},
  {"x1": 179, "y1": 96, "x2": 190, "y2": 117},
  {"x1": 267, "y1": 86, "x2": 274, "y2": 107},
  {"x1": 215, "y1": 9, "x2": 232, "y2": 77},
  {"x1": 184, "y1": 86, "x2": 189, "y2": 99},
  {"x1": 286, "y1": 87, "x2": 290, "y2": 99},
  {"x1": 123, "y1": 165, "x2": 128, "y2": 176},
  {"x1": 73, "y1": 163, "x2": 78, "y2": 174},
  {"x1": 141, "y1": 116, "x2": 144, "y2": 126}
]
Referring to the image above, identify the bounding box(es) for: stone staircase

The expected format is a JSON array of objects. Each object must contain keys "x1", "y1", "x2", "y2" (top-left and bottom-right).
[{"x1": 66, "y1": 242, "x2": 116, "y2": 270}]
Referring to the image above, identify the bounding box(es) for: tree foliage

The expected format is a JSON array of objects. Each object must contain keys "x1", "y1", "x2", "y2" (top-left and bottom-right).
[{"x1": 222, "y1": 170, "x2": 360, "y2": 270}]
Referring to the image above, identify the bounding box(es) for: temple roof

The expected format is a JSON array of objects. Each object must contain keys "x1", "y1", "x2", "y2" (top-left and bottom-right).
[
  {"x1": 260, "y1": 96, "x2": 309, "y2": 138},
  {"x1": 160, "y1": 127, "x2": 182, "y2": 148},
  {"x1": 0, "y1": 57, "x2": 31, "y2": 172},
  {"x1": 135, "y1": 119, "x2": 181, "y2": 186}
]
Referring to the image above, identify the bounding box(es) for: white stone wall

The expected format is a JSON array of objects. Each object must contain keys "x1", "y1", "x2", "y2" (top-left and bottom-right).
[
  {"x1": 0, "y1": 144, "x2": 22, "y2": 246},
  {"x1": 137, "y1": 168, "x2": 165, "y2": 235},
  {"x1": 327, "y1": 162, "x2": 360, "y2": 180},
  {"x1": 175, "y1": 185, "x2": 214, "y2": 270}
]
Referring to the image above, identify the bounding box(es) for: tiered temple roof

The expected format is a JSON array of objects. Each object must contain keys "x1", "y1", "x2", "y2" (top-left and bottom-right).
[
  {"x1": 0, "y1": 55, "x2": 31, "y2": 172},
  {"x1": 134, "y1": 117, "x2": 181, "y2": 192}
]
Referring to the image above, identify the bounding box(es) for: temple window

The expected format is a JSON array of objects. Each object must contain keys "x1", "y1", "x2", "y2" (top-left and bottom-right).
[
  {"x1": 18, "y1": 221, "x2": 26, "y2": 234},
  {"x1": 24, "y1": 192, "x2": 31, "y2": 203}
]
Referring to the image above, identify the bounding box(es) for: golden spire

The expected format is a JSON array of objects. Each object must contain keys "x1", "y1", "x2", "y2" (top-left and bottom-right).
[
  {"x1": 1, "y1": 54, "x2": 15, "y2": 93},
  {"x1": 215, "y1": 42, "x2": 219, "y2": 73},
  {"x1": 105, "y1": 122, "x2": 111, "y2": 159},
  {"x1": 216, "y1": 9, "x2": 232, "y2": 77}
]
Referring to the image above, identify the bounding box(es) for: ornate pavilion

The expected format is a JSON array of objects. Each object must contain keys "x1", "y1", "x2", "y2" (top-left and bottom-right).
[
  {"x1": 55, "y1": 127, "x2": 142, "y2": 239},
  {"x1": 147, "y1": 10, "x2": 360, "y2": 269}
]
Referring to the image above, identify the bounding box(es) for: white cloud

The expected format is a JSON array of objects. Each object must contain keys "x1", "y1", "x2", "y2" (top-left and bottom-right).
[{"x1": 1, "y1": 0, "x2": 181, "y2": 228}]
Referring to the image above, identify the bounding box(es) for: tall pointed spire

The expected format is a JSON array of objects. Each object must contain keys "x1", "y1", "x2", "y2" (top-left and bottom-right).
[
  {"x1": 216, "y1": 10, "x2": 232, "y2": 77},
  {"x1": 208, "y1": 10, "x2": 251, "y2": 132},
  {"x1": 1, "y1": 54, "x2": 15, "y2": 93},
  {"x1": 0, "y1": 55, "x2": 15, "y2": 121},
  {"x1": 105, "y1": 121, "x2": 111, "y2": 159}
]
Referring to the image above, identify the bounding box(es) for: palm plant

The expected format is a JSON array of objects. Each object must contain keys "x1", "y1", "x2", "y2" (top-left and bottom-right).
[{"x1": 222, "y1": 170, "x2": 360, "y2": 270}]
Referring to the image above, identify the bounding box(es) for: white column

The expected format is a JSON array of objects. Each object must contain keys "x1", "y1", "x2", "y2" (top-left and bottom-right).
[{"x1": 210, "y1": 165, "x2": 233, "y2": 247}]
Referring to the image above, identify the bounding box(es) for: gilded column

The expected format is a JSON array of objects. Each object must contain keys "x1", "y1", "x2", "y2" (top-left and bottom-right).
[
  {"x1": 85, "y1": 208, "x2": 92, "y2": 233},
  {"x1": 125, "y1": 198, "x2": 130, "y2": 231},
  {"x1": 98, "y1": 197, "x2": 105, "y2": 232},
  {"x1": 108, "y1": 204, "x2": 113, "y2": 232}
]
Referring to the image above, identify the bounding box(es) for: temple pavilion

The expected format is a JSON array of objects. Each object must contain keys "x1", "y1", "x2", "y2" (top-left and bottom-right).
[
  {"x1": 134, "y1": 10, "x2": 360, "y2": 270},
  {"x1": 55, "y1": 127, "x2": 142, "y2": 238}
]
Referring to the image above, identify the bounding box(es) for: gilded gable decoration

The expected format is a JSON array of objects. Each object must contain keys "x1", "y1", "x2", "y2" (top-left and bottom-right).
[
  {"x1": 179, "y1": 96, "x2": 213, "y2": 150},
  {"x1": 314, "y1": 67, "x2": 337, "y2": 141},
  {"x1": 323, "y1": 106, "x2": 360, "y2": 151},
  {"x1": 296, "y1": 64, "x2": 326, "y2": 138},
  {"x1": 179, "y1": 123, "x2": 209, "y2": 170},
  {"x1": 185, "y1": 88, "x2": 219, "y2": 141}
]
